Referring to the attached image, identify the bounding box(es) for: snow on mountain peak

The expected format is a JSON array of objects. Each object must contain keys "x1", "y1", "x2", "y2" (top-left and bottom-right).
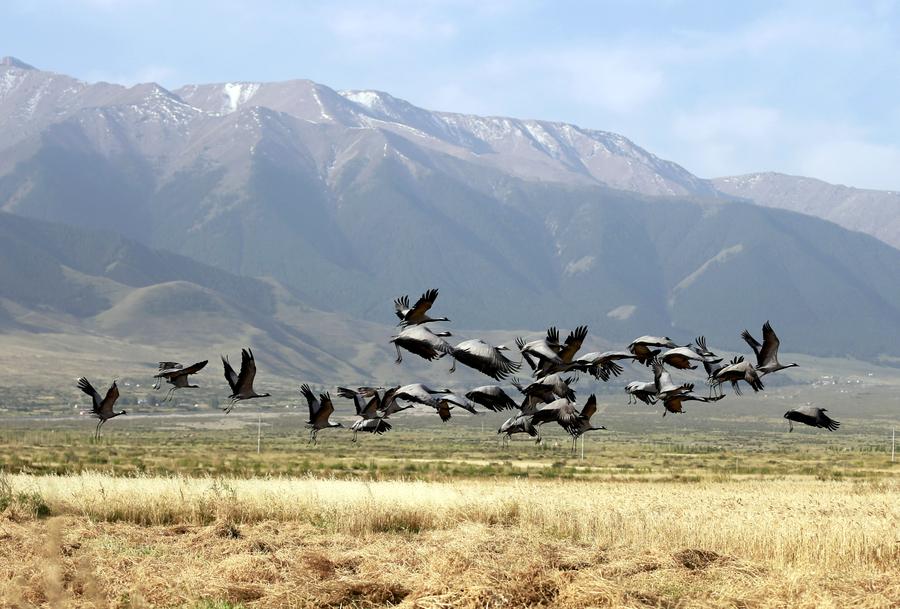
[{"x1": 222, "y1": 82, "x2": 260, "y2": 113}]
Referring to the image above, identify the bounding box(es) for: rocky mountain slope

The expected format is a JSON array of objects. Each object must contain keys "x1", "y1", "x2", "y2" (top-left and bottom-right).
[
  {"x1": 3, "y1": 57, "x2": 900, "y2": 358},
  {"x1": 713, "y1": 172, "x2": 900, "y2": 250}
]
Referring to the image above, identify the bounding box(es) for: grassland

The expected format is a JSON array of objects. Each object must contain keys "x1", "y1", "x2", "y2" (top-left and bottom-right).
[
  {"x1": 1, "y1": 380, "x2": 897, "y2": 607},
  {"x1": 1, "y1": 474, "x2": 898, "y2": 608}
]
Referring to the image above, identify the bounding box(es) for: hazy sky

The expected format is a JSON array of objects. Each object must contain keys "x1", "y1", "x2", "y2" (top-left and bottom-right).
[{"x1": 5, "y1": 0, "x2": 900, "y2": 190}]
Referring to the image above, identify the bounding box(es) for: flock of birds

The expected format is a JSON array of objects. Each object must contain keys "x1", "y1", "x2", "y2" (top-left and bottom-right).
[{"x1": 75, "y1": 288, "x2": 840, "y2": 447}]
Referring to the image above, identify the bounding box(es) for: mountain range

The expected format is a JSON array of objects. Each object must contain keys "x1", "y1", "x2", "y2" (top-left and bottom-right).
[{"x1": 3, "y1": 55, "x2": 900, "y2": 365}]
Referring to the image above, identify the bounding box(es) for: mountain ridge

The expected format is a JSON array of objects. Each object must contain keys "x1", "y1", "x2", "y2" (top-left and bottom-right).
[{"x1": 3, "y1": 59, "x2": 900, "y2": 358}]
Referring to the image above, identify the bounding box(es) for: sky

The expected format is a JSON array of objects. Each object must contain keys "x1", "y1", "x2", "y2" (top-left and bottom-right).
[{"x1": 4, "y1": 0, "x2": 900, "y2": 190}]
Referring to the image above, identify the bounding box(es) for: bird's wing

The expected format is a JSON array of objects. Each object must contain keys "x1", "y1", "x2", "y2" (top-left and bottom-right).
[
  {"x1": 694, "y1": 336, "x2": 709, "y2": 354},
  {"x1": 817, "y1": 409, "x2": 840, "y2": 431},
  {"x1": 652, "y1": 358, "x2": 665, "y2": 393},
  {"x1": 395, "y1": 335, "x2": 444, "y2": 361},
  {"x1": 740, "y1": 329, "x2": 763, "y2": 363},
  {"x1": 222, "y1": 356, "x2": 239, "y2": 392},
  {"x1": 77, "y1": 377, "x2": 102, "y2": 412},
  {"x1": 558, "y1": 325, "x2": 588, "y2": 362},
  {"x1": 362, "y1": 393, "x2": 381, "y2": 418},
  {"x1": 581, "y1": 394, "x2": 597, "y2": 420},
  {"x1": 546, "y1": 326, "x2": 560, "y2": 348},
  {"x1": 379, "y1": 386, "x2": 400, "y2": 413},
  {"x1": 407, "y1": 288, "x2": 439, "y2": 321},
  {"x1": 436, "y1": 402, "x2": 452, "y2": 422},
  {"x1": 317, "y1": 392, "x2": 335, "y2": 422},
  {"x1": 759, "y1": 321, "x2": 781, "y2": 364},
  {"x1": 236, "y1": 348, "x2": 257, "y2": 393},
  {"x1": 525, "y1": 340, "x2": 562, "y2": 363},
  {"x1": 341, "y1": 387, "x2": 366, "y2": 416},
  {"x1": 180, "y1": 360, "x2": 208, "y2": 376},
  {"x1": 441, "y1": 392, "x2": 477, "y2": 413},
  {"x1": 300, "y1": 384, "x2": 319, "y2": 417},
  {"x1": 530, "y1": 403, "x2": 561, "y2": 425},
  {"x1": 158, "y1": 361, "x2": 182, "y2": 371},
  {"x1": 515, "y1": 337, "x2": 537, "y2": 371},
  {"x1": 394, "y1": 295, "x2": 409, "y2": 320},
  {"x1": 595, "y1": 360, "x2": 624, "y2": 381},
  {"x1": 100, "y1": 381, "x2": 120, "y2": 416},
  {"x1": 474, "y1": 342, "x2": 521, "y2": 379}
]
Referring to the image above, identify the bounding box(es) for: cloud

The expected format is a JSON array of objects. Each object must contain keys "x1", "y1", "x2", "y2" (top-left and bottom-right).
[
  {"x1": 797, "y1": 140, "x2": 900, "y2": 191},
  {"x1": 324, "y1": 5, "x2": 458, "y2": 53}
]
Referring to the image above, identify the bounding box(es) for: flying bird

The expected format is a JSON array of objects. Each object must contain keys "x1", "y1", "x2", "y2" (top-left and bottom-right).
[
  {"x1": 390, "y1": 325, "x2": 453, "y2": 364},
  {"x1": 221, "y1": 348, "x2": 271, "y2": 412},
  {"x1": 530, "y1": 397, "x2": 580, "y2": 432},
  {"x1": 393, "y1": 383, "x2": 452, "y2": 408},
  {"x1": 300, "y1": 385, "x2": 343, "y2": 444},
  {"x1": 625, "y1": 380, "x2": 658, "y2": 405},
  {"x1": 660, "y1": 347, "x2": 706, "y2": 370},
  {"x1": 628, "y1": 336, "x2": 680, "y2": 366},
  {"x1": 466, "y1": 385, "x2": 519, "y2": 411},
  {"x1": 394, "y1": 288, "x2": 450, "y2": 326},
  {"x1": 77, "y1": 377, "x2": 125, "y2": 440},
  {"x1": 564, "y1": 394, "x2": 607, "y2": 452},
  {"x1": 784, "y1": 406, "x2": 840, "y2": 432},
  {"x1": 433, "y1": 392, "x2": 479, "y2": 421},
  {"x1": 659, "y1": 384, "x2": 723, "y2": 416},
  {"x1": 742, "y1": 321, "x2": 799, "y2": 375},
  {"x1": 511, "y1": 374, "x2": 577, "y2": 412},
  {"x1": 152, "y1": 360, "x2": 208, "y2": 402},
  {"x1": 376, "y1": 386, "x2": 413, "y2": 417},
  {"x1": 712, "y1": 356, "x2": 765, "y2": 396},
  {"x1": 338, "y1": 387, "x2": 391, "y2": 441},
  {"x1": 515, "y1": 326, "x2": 562, "y2": 373},
  {"x1": 652, "y1": 358, "x2": 688, "y2": 397},
  {"x1": 446, "y1": 339, "x2": 521, "y2": 380},
  {"x1": 569, "y1": 350, "x2": 632, "y2": 381},
  {"x1": 536, "y1": 325, "x2": 588, "y2": 378},
  {"x1": 498, "y1": 413, "x2": 540, "y2": 445}
]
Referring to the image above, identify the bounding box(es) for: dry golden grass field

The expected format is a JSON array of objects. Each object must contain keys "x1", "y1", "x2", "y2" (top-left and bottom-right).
[{"x1": 1, "y1": 473, "x2": 898, "y2": 608}]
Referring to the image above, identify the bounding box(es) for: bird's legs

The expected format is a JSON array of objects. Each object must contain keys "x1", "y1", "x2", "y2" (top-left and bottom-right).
[
  {"x1": 788, "y1": 420, "x2": 794, "y2": 433},
  {"x1": 164, "y1": 387, "x2": 176, "y2": 402},
  {"x1": 394, "y1": 344, "x2": 403, "y2": 364},
  {"x1": 449, "y1": 358, "x2": 457, "y2": 374}
]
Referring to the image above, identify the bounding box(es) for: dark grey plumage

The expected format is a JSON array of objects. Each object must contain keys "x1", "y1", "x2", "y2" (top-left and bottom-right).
[
  {"x1": 447, "y1": 340, "x2": 520, "y2": 380},
  {"x1": 466, "y1": 385, "x2": 518, "y2": 411},
  {"x1": 300, "y1": 385, "x2": 343, "y2": 444},
  {"x1": 77, "y1": 377, "x2": 125, "y2": 440},
  {"x1": 390, "y1": 326, "x2": 452, "y2": 364},
  {"x1": 222, "y1": 348, "x2": 270, "y2": 411},
  {"x1": 742, "y1": 321, "x2": 799, "y2": 375},
  {"x1": 784, "y1": 406, "x2": 840, "y2": 432},
  {"x1": 153, "y1": 359, "x2": 208, "y2": 402},
  {"x1": 394, "y1": 288, "x2": 449, "y2": 326}
]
